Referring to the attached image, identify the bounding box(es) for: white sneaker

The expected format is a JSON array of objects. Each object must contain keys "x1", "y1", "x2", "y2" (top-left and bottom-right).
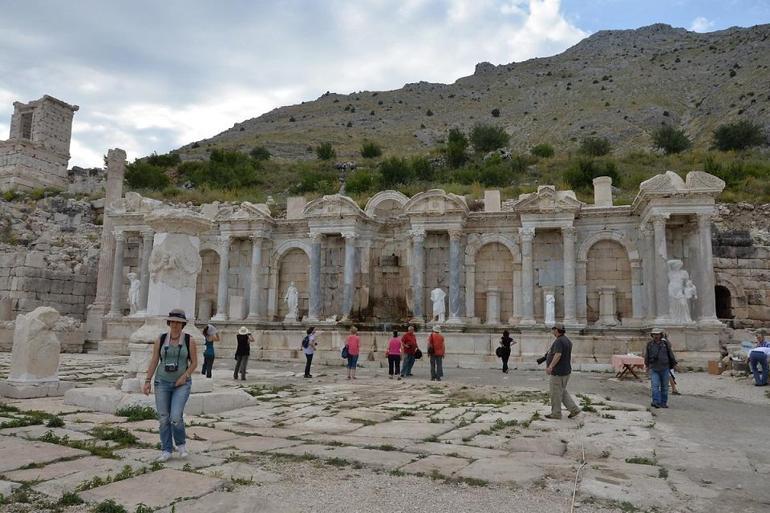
[
  {"x1": 176, "y1": 444, "x2": 188, "y2": 458},
  {"x1": 156, "y1": 451, "x2": 172, "y2": 462}
]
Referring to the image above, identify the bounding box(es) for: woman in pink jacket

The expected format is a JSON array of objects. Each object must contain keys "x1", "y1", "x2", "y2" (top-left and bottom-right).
[
  {"x1": 386, "y1": 330, "x2": 402, "y2": 380},
  {"x1": 346, "y1": 326, "x2": 360, "y2": 380}
]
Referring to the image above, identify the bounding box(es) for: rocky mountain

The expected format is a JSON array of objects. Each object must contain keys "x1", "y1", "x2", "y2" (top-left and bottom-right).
[{"x1": 176, "y1": 23, "x2": 770, "y2": 161}]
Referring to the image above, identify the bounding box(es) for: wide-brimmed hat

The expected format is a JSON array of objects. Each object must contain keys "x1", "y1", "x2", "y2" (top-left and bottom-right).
[
  {"x1": 238, "y1": 326, "x2": 251, "y2": 335},
  {"x1": 165, "y1": 309, "x2": 187, "y2": 324},
  {"x1": 650, "y1": 328, "x2": 664, "y2": 335},
  {"x1": 550, "y1": 323, "x2": 565, "y2": 332},
  {"x1": 432, "y1": 325, "x2": 441, "y2": 333}
]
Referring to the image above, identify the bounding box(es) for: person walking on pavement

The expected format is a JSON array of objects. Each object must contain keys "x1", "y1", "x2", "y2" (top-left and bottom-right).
[
  {"x1": 428, "y1": 325, "x2": 445, "y2": 381},
  {"x1": 200, "y1": 324, "x2": 219, "y2": 379},
  {"x1": 386, "y1": 330, "x2": 402, "y2": 379},
  {"x1": 499, "y1": 330, "x2": 516, "y2": 373},
  {"x1": 644, "y1": 328, "x2": 678, "y2": 407},
  {"x1": 544, "y1": 323, "x2": 581, "y2": 420},
  {"x1": 400, "y1": 325, "x2": 418, "y2": 378},
  {"x1": 234, "y1": 326, "x2": 253, "y2": 381},
  {"x1": 302, "y1": 326, "x2": 318, "y2": 378}
]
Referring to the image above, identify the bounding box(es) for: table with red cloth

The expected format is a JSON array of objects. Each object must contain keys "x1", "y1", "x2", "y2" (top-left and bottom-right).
[{"x1": 611, "y1": 354, "x2": 645, "y2": 380}]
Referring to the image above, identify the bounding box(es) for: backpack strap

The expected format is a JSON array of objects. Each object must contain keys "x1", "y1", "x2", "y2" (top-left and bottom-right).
[{"x1": 158, "y1": 333, "x2": 166, "y2": 360}]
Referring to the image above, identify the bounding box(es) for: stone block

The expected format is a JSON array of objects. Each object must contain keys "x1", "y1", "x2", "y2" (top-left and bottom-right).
[
  {"x1": 484, "y1": 190, "x2": 501, "y2": 212},
  {"x1": 24, "y1": 251, "x2": 46, "y2": 268},
  {"x1": 286, "y1": 197, "x2": 306, "y2": 219},
  {"x1": 0, "y1": 380, "x2": 74, "y2": 399}
]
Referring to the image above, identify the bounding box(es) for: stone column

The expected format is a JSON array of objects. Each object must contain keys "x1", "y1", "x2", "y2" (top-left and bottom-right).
[
  {"x1": 485, "y1": 286, "x2": 500, "y2": 325},
  {"x1": 630, "y1": 262, "x2": 644, "y2": 323},
  {"x1": 519, "y1": 227, "x2": 536, "y2": 325},
  {"x1": 341, "y1": 232, "x2": 358, "y2": 320},
  {"x1": 138, "y1": 230, "x2": 154, "y2": 314},
  {"x1": 107, "y1": 230, "x2": 126, "y2": 319},
  {"x1": 696, "y1": 214, "x2": 720, "y2": 324},
  {"x1": 576, "y1": 261, "x2": 588, "y2": 323},
  {"x1": 597, "y1": 286, "x2": 618, "y2": 326},
  {"x1": 246, "y1": 235, "x2": 263, "y2": 320},
  {"x1": 447, "y1": 229, "x2": 463, "y2": 323},
  {"x1": 86, "y1": 148, "x2": 126, "y2": 339},
  {"x1": 641, "y1": 223, "x2": 656, "y2": 322},
  {"x1": 307, "y1": 233, "x2": 323, "y2": 322},
  {"x1": 211, "y1": 235, "x2": 230, "y2": 321},
  {"x1": 651, "y1": 215, "x2": 669, "y2": 323},
  {"x1": 562, "y1": 226, "x2": 578, "y2": 325},
  {"x1": 409, "y1": 228, "x2": 426, "y2": 322}
]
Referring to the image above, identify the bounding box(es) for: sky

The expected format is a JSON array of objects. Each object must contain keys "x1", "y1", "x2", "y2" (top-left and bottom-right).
[{"x1": 0, "y1": 0, "x2": 768, "y2": 168}]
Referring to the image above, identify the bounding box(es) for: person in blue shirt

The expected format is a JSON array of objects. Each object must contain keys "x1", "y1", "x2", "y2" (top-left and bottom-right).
[
  {"x1": 749, "y1": 329, "x2": 770, "y2": 386},
  {"x1": 200, "y1": 324, "x2": 219, "y2": 379}
]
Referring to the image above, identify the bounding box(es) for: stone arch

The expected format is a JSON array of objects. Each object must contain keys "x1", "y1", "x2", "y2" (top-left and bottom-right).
[
  {"x1": 716, "y1": 276, "x2": 745, "y2": 320},
  {"x1": 584, "y1": 240, "x2": 633, "y2": 324},
  {"x1": 715, "y1": 285, "x2": 732, "y2": 320},
  {"x1": 195, "y1": 249, "x2": 220, "y2": 321},
  {"x1": 577, "y1": 231, "x2": 640, "y2": 263},
  {"x1": 198, "y1": 239, "x2": 224, "y2": 257},
  {"x1": 267, "y1": 240, "x2": 312, "y2": 320},
  {"x1": 404, "y1": 189, "x2": 469, "y2": 215},
  {"x1": 465, "y1": 234, "x2": 519, "y2": 321},
  {"x1": 364, "y1": 190, "x2": 409, "y2": 218}
]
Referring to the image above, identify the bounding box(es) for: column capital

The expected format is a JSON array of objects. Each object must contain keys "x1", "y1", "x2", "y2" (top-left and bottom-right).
[
  {"x1": 696, "y1": 212, "x2": 713, "y2": 228},
  {"x1": 250, "y1": 232, "x2": 266, "y2": 242},
  {"x1": 448, "y1": 229, "x2": 464, "y2": 241},
  {"x1": 141, "y1": 229, "x2": 154, "y2": 240},
  {"x1": 113, "y1": 230, "x2": 126, "y2": 242},
  {"x1": 309, "y1": 232, "x2": 325, "y2": 242},
  {"x1": 409, "y1": 228, "x2": 426, "y2": 242},
  {"x1": 519, "y1": 226, "x2": 535, "y2": 241},
  {"x1": 341, "y1": 231, "x2": 359, "y2": 240},
  {"x1": 218, "y1": 234, "x2": 232, "y2": 250},
  {"x1": 640, "y1": 222, "x2": 653, "y2": 236},
  {"x1": 561, "y1": 226, "x2": 576, "y2": 239},
  {"x1": 649, "y1": 213, "x2": 669, "y2": 227}
]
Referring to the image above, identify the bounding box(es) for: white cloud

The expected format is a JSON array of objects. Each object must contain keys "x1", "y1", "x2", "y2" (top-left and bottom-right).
[
  {"x1": 690, "y1": 16, "x2": 715, "y2": 33},
  {"x1": 0, "y1": 0, "x2": 587, "y2": 168}
]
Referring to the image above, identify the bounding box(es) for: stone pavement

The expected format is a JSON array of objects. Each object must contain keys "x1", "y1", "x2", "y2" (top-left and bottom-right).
[{"x1": 0, "y1": 354, "x2": 768, "y2": 512}]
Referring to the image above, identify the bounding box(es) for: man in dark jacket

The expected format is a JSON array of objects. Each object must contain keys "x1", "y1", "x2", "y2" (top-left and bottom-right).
[
  {"x1": 644, "y1": 328, "x2": 677, "y2": 408},
  {"x1": 544, "y1": 324, "x2": 580, "y2": 420}
]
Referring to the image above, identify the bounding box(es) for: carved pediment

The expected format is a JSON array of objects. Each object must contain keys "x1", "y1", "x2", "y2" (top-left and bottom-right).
[
  {"x1": 231, "y1": 201, "x2": 272, "y2": 220},
  {"x1": 513, "y1": 185, "x2": 582, "y2": 213},
  {"x1": 639, "y1": 171, "x2": 687, "y2": 194},
  {"x1": 404, "y1": 189, "x2": 469, "y2": 216},
  {"x1": 635, "y1": 170, "x2": 724, "y2": 206},
  {"x1": 303, "y1": 194, "x2": 365, "y2": 218},
  {"x1": 685, "y1": 171, "x2": 726, "y2": 194}
]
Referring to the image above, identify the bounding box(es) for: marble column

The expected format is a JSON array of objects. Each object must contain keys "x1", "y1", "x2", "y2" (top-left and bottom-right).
[
  {"x1": 211, "y1": 235, "x2": 230, "y2": 321},
  {"x1": 341, "y1": 232, "x2": 358, "y2": 320},
  {"x1": 641, "y1": 223, "x2": 656, "y2": 322},
  {"x1": 307, "y1": 233, "x2": 323, "y2": 322},
  {"x1": 651, "y1": 215, "x2": 670, "y2": 323},
  {"x1": 485, "y1": 286, "x2": 500, "y2": 325},
  {"x1": 447, "y1": 229, "x2": 463, "y2": 323},
  {"x1": 138, "y1": 230, "x2": 154, "y2": 314},
  {"x1": 107, "y1": 230, "x2": 126, "y2": 318},
  {"x1": 409, "y1": 228, "x2": 426, "y2": 322},
  {"x1": 246, "y1": 235, "x2": 263, "y2": 320},
  {"x1": 562, "y1": 226, "x2": 578, "y2": 325},
  {"x1": 630, "y1": 262, "x2": 644, "y2": 323},
  {"x1": 519, "y1": 227, "x2": 536, "y2": 325},
  {"x1": 696, "y1": 214, "x2": 720, "y2": 324}
]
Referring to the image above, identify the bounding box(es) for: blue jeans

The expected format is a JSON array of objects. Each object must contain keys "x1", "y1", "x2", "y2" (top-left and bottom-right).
[
  {"x1": 154, "y1": 378, "x2": 191, "y2": 453},
  {"x1": 749, "y1": 352, "x2": 769, "y2": 385},
  {"x1": 347, "y1": 355, "x2": 359, "y2": 369},
  {"x1": 649, "y1": 369, "x2": 669, "y2": 406},
  {"x1": 430, "y1": 355, "x2": 444, "y2": 379},
  {"x1": 401, "y1": 354, "x2": 416, "y2": 377}
]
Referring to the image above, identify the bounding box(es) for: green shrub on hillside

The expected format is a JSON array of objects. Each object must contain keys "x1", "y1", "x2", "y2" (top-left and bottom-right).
[
  {"x1": 146, "y1": 152, "x2": 181, "y2": 167},
  {"x1": 470, "y1": 123, "x2": 509, "y2": 153},
  {"x1": 531, "y1": 143, "x2": 555, "y2": 158},
  {"x1": 564, "y1": 158, "x2": 620, "y2": 190},
  {"x1": 360, "y1": 140, "x2": 383, "y2": 159},
  {"x1": 446, "y1": 128, "x2": 469, "y2": 168},
  {"x1": 125, "y1": 161, "x2": 170, "y2": 190},
  {"x1": 704, "y1": 154, "x2": 770, "y2": 187},
  {"x1": 249, "y1": 146, "x2": 271, "y2": 161},
  {"x1": 712, "y1": 120, "x2": 766, "y2": 151},
  {"x1": 579, "y1": 137, "x2": 611, "y2": 157},
  {"x1": 478, "y1": 156, "x2": 511, "y2": 186},
  {"x1": 411, "y1": 156, "x2": 433, "y2": 181},
  {"x1": 379, "y1": 157, "x2": 415, "y2": 187},
  {"x1": 345, "y1": 169, "x2": 378, "y2": 194},
  {"x1": 179, "y1": 149, "x2": 261, "y2": 189},
  {"x1": 316, "y1": 142, "x2": 336, "y2": 160},
  {"x1": 652, "y1": 126, "x2": 691, "y2": 154},
  {"x1": 292, "y1": 168, "x2": 337, "y2": 195}
]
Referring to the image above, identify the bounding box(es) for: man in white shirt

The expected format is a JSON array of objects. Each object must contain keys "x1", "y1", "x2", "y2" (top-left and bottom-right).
[{"x1": 748, "y1": 329, "x2": 770, "y2": 386}]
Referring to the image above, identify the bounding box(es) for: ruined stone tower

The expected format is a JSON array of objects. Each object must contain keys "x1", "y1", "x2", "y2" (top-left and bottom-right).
[{"x1": 0, "y1": 95, "x2": 79, "y2": 191}]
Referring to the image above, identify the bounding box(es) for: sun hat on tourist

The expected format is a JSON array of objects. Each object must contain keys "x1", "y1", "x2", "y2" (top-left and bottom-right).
[
  {"x1": 238, "y1": 326, "x2": 251, "y2": 336},
  {"x1": 650, "y1": 327, "x2": 664, "y2": 335},
  {"x1": 165, "y1": 309, "x2": 188, "y2": 324},
  {"x1": 551, "y1": 323, "x2": 565, "y2": 332},
  {"x1": 432, "y1": 325, "x2": 441, "y2": 333}
]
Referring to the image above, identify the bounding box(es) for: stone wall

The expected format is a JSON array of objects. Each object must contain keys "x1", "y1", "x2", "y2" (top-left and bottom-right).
[
  {"x1": 585, "y1": 240, "x2": 632, "y2": 323},
  {"x1": 533, "y1": 229, "x2": 563, "y2": 322},
  {"x1": 474, "y1": 242, "x2": 514, "y2": 323},
  {"x1": 277, "y1": 248, "x2": 309, "y2": 319}
]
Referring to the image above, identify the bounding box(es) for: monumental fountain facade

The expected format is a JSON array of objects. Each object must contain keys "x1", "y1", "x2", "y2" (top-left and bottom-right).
[{"x1": 87, "y1": 150, "x2": 726, "y2": 368}]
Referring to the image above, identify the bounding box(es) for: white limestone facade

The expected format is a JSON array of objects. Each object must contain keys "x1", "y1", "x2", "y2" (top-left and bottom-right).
[
  {"x1": 0, "y1": 95, "x2": 79, "y2": 192},
  {"x1": 91, "y1": 169, "x2": 727, "y2": 366}
]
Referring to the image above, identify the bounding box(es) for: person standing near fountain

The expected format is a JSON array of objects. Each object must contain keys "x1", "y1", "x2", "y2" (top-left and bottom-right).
[
  {"x1": 346, "y1": 326, "x2": 361, "y2": 380},
  {"x1": 142, "y1": 309, "x2": 198, "y2": 462},
  {"x1": 200, "y1": 324, "x2": 219, "y2": 379},
  {"x1": 400, "y1": 325, "x2": 418, "y2": 379},
  {"x1": 234, "y1": 327, "x2": 253, "y2": 381},
  {"x1": 498, "y1": 330, "x2": 516, "y2": 373}
]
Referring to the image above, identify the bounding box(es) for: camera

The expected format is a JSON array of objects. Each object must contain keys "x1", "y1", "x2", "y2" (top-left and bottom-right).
[
  {"x1": 536, "y1": 353, "x2": 548, "y2": 365},
  {"x1": 164, "y1": 363, "x2": 179, "y2": 372}
]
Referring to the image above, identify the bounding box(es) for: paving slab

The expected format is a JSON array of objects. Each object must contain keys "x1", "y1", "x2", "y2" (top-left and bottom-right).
[
  {"x1": 210, "y1": 435, "x2": 301, "y2": 453},
  {"x1": 187, "y1": 425, "x2": 241, "y2": 443},
  {"x1": 580, "y1": 464, "x2": 677, "y2": 509},
  {"x1": 298, "y1": 433, "x2": 412, "y2": 450},
  {"x1": 199, "y1": 462, "x2": 282, "y2": 483},
  {"x1": 5, "y1": 455, "x2": 112, "y2": 482},
  {"x1": 400, "y1": 454, "x2": 472, "y2": 476},
  {"x1": 62, "y1": 412, "x2": 128, "y2": 424},
  {"x1": 324, "y1": 446, "x2": 416, "y2": 470},
  {"x1": 431, "y1": 407, "x2": 468, "y2": 420},
  {"x1": 337, "y1": 408, "x2": 398, "y2": 423},
  {"x1": 348, "y1": 420, "x2": 453, "y2": 440},
  {"x1": 155, "y1": 489, "x2": 289, "y2": 513},
  {"x1": 456, "y1": 457, "x2": 548, "y2": 484},
  {"x1": 0, "y1": 480, "x2": 20, "y2": 497},
  {"x1": 80, "y1": 468, "x2": 223, "y2": 510},
  {"x1": 0, "y1": 435, "x2": 89, "y2": 472},
  {"x1": 411, "y1": 442, "x2": 508, "y2": 460},
  {"x1": 8, "y1": 397, "x2": 83, "y2": 415},
  {"x1": 32, "y1": 458, "x2": 147, "y2": 497},
  {"x1": 297, "y1": 415, "x2": 363, "y2": 433},
  {"x1": 438, "y1": 422, "x2": 494, "y2": 441},
  {"x1": 0, "y1": 425, "x2": 94, "y2": 441}
]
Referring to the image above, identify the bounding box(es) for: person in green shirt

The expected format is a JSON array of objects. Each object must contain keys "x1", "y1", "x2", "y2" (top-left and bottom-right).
[{"x1": 142, "y1": 309, "x2": 198, "y2": 462}]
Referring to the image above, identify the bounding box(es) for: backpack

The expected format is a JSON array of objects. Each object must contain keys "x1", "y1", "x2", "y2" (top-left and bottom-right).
[
  {"x1": 302, "y1": 336, "x2": 310, "y2": 349},
  {"x1": 158, "y1": 333, "x2": 191, "y2": 362}
]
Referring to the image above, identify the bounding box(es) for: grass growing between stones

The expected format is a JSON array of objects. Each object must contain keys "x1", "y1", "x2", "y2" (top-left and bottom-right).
[
  {"x1": 92, "y1": 498, "x2": 128, "y2": 513},
  {"x1": 0, "y1": 403, "x2": 64, "y2": 429},
  {"x1": 625, "y1": 456, "x2": 657, "y2": 466},
  {"x1": 114, "y1": 405, "x2": 157, "y2": 421}
]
